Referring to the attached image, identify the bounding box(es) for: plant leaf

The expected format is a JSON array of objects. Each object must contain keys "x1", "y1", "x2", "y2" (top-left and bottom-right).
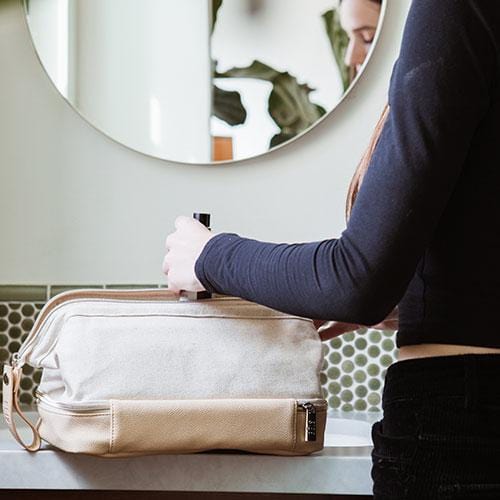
[
  {"x1": 215, "y1": 60, "x2": 326, "y2": 145},
  {"x1": 322, "y1": 8, "x2": 350, "y2": 92},
  {"x1": 213, "y1": 85, "x2": 247, "y2": 126},
  {"x1": 211, "y1": 0, "x2": 223, "y2": 33},
  {"x1": 215, "y1": 60, "x2": 281, "y2": 82}
]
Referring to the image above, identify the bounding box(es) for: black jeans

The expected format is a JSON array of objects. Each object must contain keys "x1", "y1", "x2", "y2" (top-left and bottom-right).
[{"x1": 371, "y1": 353, "x2": 500, "y2": 499}]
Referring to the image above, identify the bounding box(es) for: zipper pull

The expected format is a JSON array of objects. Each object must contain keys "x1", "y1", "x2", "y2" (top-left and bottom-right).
[{"x1": 300, "y1": 402, "x2": 317, "y2": 442}]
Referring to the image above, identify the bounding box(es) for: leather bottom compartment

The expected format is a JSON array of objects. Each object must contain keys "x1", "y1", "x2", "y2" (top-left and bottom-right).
[{"x1": 38, "y1": 398, "x2": 326, "y2": 457}]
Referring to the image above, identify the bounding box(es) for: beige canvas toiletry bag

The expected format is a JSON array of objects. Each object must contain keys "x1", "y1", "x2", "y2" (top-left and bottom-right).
[{"x1": 2, "y1": 289, "x2": 327, "y2": 457}]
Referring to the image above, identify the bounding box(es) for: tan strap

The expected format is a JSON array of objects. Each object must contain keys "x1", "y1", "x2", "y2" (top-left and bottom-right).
[{"x1": 2, "y1": 363, "x2": 41, "y2": 451}]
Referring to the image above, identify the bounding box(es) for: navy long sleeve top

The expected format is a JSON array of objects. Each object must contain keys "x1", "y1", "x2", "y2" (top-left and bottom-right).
[{"x1": 194, "y1": 0, "x2": 500, "y2": 349}]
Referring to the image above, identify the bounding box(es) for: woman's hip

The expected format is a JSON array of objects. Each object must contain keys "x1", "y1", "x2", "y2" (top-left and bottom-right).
[{"x1": 371, "y1": 353, "x2": 500, "y2": 499}]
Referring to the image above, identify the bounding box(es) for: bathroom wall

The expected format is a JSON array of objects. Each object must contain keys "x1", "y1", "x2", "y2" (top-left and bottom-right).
[
  {"x1": 0, "y1": 0, "x2": 411, "y2": 284},
  {"x1": 0, "y1": 0, "x2": 412, "y2": 411}
]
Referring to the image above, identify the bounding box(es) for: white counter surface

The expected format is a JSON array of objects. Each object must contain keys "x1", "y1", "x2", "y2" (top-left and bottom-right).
[{"x1": 0, "y1": 410, "x2": 381, "y2": 495}]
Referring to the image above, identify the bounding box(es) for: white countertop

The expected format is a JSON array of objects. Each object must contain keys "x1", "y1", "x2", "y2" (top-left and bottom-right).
[{"x1": 0, "y1": 410, "x2": 381, "y2": 495}]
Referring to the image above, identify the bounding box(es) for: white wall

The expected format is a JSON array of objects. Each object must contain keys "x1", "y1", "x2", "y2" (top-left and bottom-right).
[{"x1": 0, "y1": 0, "x2": 411, "y2": 285}]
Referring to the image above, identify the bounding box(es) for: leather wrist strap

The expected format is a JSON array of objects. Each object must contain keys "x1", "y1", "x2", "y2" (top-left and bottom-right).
[{"x1": 2, "y1": 363, "x2": 41, "y2": 451}]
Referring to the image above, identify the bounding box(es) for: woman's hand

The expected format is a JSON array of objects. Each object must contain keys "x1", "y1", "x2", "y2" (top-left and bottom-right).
[
  {"x1": 313, "y1": 306, "x2": 399, "y2": 341},
  {"x1": 313, "y1": 319, "x2": 362, "y2": 341},
  {"x1": 162, "y1": 215, "x2": 217, "y2": 293}
]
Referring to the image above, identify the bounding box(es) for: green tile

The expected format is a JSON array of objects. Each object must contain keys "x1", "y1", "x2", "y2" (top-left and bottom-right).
[
  {"x1": 354, "y1": 354, "x2": 368, "y2": 366},
  {"x1": 21, "y1": 304, "x2": 35, "y2": 316},
  {"x1": 341, "y1": 360, "x2": 354, "y2": 373},
  {"x1": 0, "y1": 286, "x2": 47, "y2": 302},
  {"x1": 8, "y1": 311, "x2": 21, "y2": 325},
  {"x1": 9, "y1": 326, "x2": 22, "y2": 339},
  {"x1": 19, "y1": 393, "x2": 33, "y2": 406},
  {"x1": 50, "y1": 285, "x2": 103, "y2": 298},
  {"x1": 340, "y1": 389, "x2": 353, "y2": 403},
  {"x1": 328, "y1": 382, "x2": 341, "y2": 395},
  {"x1": 328, "y1": 351, "x2": 341, "y2": 365},
  {"x1": 355, "y1": 337, "x2": 367, "y2": 350},
  {"x1": 329, "y1": 396, "x2": 341, "y2": 409},
  {"x1": 355, "y1": 385, "x2": 368, "y2": 398},
  {"x1": 327, "y1": 367, "x2": 341, "y2": 379},
  {"x1": 367, "y1": 392, "x2": 381, "y2": 406},
  {"x1": 354, "y1": 399, "x2": 367, "y2": 411},
  {"x1": 382, "y1": 338, "x2": 395, "y2": 351},
  {"x1": 342, "y1": 345, "x2": 355, "y2": 357}
]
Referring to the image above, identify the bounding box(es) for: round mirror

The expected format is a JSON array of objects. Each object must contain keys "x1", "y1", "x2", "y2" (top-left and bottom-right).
[{"x1": 24, "y1": 0, "x2": 386, "y2": 164}]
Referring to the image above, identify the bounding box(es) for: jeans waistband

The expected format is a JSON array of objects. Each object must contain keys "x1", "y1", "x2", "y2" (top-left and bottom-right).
[{"x1": 383, "y1": 353, "x2": 500, "y2": 403}]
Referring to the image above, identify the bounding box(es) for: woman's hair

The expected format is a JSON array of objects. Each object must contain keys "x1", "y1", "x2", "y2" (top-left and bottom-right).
[
  {"x1": 345, "y1": 102, "x2": 390, "y2": 222},
  {"x1": 340, "y1": 0, "x2": 386, "y2": 221}
]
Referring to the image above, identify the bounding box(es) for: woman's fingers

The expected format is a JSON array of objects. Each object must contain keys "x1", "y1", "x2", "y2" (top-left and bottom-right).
[
  {"x1": 162, "y1": 253, "x2": 170, "y2": 274},
  {"x1": 161, "y1": 215, "x2": 213, "y2": 292},
  {"x1": 312, "y1": 319, "x2": 327, "y2": 329},
  {"x1": 316, "y1": 321, "x2": 362, "y2": 341},
  {"x1": 370, "y1": 306, "x2": 399, "y2": 331}
]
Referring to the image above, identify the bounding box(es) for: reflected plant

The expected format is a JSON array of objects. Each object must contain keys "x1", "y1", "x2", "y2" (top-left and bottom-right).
[
  {"x1": 322, "y1": 7, "x2": 351, "y2": 91},
  {"x1": 211, "y1": 2, "x2": 327, "y2": 147},
  {"x1": 211, "y1": 0, "x2": 223, "y2": 32},
  {"x1": 215, "y1": 61, "x2": 326, "y2": 148}
]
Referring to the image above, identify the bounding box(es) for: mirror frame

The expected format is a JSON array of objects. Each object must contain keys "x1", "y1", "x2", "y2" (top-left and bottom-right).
[{"x1": 21, "y1": 0, "x2": 388, "y2": 165}]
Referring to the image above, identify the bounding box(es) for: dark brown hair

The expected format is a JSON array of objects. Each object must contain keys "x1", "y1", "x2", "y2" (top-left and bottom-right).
[
  {"x1": 345, "y1": 103, "x2": 390, "y2": 222},
  {"x1": 340, "y1": 0, "x2": 386, "y2": 221}
]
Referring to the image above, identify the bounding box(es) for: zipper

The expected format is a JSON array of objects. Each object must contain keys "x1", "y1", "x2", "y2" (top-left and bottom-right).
[
  {"x1": 35, "y1": 391, "x2": 110, "y2": 414},
  {"x1": 15, "y1": 288, "x2": 235, "y2": 365},
  {"x1": 16, "y1": 289, "x2": 313, "y2": 366},
  {"x1": 36, "y1": 391, "x2": 325, "y2": 443},
  {"x1": 298, "y1": 402, "x2": 318, "y2": 442}
]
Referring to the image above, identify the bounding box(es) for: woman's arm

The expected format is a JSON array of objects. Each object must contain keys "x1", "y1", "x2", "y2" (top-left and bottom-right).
[{"x1": 177, "y1": 0, "x2": 497, "y2": 324}]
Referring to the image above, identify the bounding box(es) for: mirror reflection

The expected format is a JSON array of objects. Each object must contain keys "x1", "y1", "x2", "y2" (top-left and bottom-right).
[{"x1": 25, "y1": 0, "x2": 384, "y2": 163}]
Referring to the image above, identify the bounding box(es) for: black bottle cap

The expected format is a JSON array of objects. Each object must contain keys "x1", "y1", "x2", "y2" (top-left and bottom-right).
[
  {"x1": 193, "y1": 213, "x2": 212, "y2": 299},
  {"x1": 193, "y1": 212, "x2": 211, "y2": 228}
]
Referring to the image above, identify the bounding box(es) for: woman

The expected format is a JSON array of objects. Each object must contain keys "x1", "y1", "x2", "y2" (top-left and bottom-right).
[
  {"x1": 163, "y1": 0, "x2": 500, "y2": 497},
  {"x1": 339, "y1": 0, "x2": 383, "y2": 80}
]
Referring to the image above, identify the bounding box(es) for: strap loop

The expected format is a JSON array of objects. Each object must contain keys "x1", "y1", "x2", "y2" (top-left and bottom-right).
[{"x1": 2, "y1": 363, "x2": 41, "y2": 451}]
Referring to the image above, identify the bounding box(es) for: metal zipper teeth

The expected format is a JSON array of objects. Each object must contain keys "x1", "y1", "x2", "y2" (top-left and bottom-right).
[
  {"x1": 18, "y1": 289, "x2": 178, "y2": 361},
  {"x1": 35, "y1": 392, "x2": 326, "y2": 414},
  {"x1": 15, "y1": 289, "x2": 239, "y2": 363},
  {"x1": 37, "y1": 393, "x2": 324, "y2": 442},
  {"x1": 17, "y1": 289, "x2": 313, "y2": 364},
  {"x1": 299, "y1": 402, "x2": 318, "y2": 442},
  {"x1": 35, "y1": 392, "x2": 110, "y2": 413}
]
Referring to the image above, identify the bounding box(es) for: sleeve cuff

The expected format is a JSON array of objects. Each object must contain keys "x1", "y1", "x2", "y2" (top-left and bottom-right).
[{"x1": 194, "y1": 232, "x2": 241, "y2": 294}]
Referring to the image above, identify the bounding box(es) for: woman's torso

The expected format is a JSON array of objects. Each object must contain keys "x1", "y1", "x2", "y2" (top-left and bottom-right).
[{"x1": 396, "y1": 2, "x2": 500, "y2": 360}]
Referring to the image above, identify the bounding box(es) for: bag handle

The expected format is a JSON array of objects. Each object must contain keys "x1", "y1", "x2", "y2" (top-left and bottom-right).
[{"x1": 2, "y1": 361, "x2": 41, "y2": 451}]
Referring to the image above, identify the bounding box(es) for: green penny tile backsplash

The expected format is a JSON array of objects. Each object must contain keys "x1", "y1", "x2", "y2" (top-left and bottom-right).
[
  {"x1": 0, "y1": 285, "x2": 398, "y2": 411},
  {"x1": 0, "y1": 301, "x2": 44, "y2": 408},
  {"x1": 320, "y1": 329, "x2": 398, "y2": 411}
]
